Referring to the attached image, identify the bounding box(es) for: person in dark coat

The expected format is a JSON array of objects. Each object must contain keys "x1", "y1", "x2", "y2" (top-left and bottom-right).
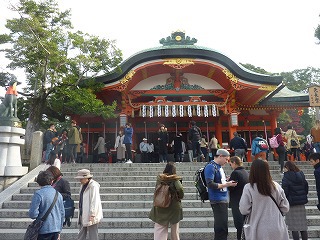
[
  {"x1": 47, "y1": 166, "x2": 71, "y2": 200},
  {"x1": 309, "y1": 152, "x2": 320, "y2": 211},
  {"x1": 157, "y1": 124, "x2": 169, "y2": 163},
  {"x1": 282, "y1": 161, "x2": 308, "y2": 240},
  {"x1": 228, "y1": 156, "x2": 249, "y2": 240},
  {"x1": 188, "y1": 121, "x2": 204, "y2": 162},
  {"x1": 171, "y1": 132, "x2": 183, "y2": 162}
]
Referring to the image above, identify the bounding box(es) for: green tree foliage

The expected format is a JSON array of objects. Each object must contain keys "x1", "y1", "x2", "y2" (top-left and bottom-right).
[
  {"x1": 240, "y1": 63, "x2": 271, "y2": 74},
  {"x1": 0, "y1": 0, "x2": 123, "y2": 154},
  {"x1": 280, "y1": 67, "x2": 320, "y2": 92}
]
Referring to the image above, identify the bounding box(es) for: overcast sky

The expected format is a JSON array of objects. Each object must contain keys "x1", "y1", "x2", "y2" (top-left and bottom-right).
[{"x1": 1, "y1": 0, "x2": 320, "y2": 96}]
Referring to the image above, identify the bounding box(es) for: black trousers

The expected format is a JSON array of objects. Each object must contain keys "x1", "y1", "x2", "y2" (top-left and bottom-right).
[
  {"x1": 231, "y1": 206, "x2": 245, "y2": 240},
  {"x1": 211, "y1": 202, "x2": 228, "y2": 240}
]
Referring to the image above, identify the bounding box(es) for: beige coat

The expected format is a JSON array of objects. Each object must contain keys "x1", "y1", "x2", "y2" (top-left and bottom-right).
[
  {"x1": 78, "y1": 179, "x2": 103, "y2": 227},
  {"x1": 94, "y1": 136, "x2": 106, "y2": 154},
  {"x1": 285, "y1": 129, "x2": 300, "y2": 149}
]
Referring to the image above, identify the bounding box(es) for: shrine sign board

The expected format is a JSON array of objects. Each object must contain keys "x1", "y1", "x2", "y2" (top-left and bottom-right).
[{"x1": 309, "y1": 86, "x2": 320, "y2": 107}]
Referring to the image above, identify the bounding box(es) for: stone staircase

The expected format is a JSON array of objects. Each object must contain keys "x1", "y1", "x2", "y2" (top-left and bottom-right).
[{"x1": 0, "y1": 161, "x2": 319, "y2": 240}]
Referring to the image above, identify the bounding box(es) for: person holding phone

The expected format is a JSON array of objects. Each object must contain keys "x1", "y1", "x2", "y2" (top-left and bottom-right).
[{"x1": 228, "y1": 156, "x2": 249, "y2": 240}]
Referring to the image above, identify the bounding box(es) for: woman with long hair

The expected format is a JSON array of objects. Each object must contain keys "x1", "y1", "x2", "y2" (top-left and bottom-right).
[
  {"x1": 282, "y1": 161, "x2": 308, "y2": 240},
  {"x1": 239, "y1": 159, "x2": 290, "y2": 240},
  {"x1": 149, "y1": 162, "x2": 184, "y2": 240}
]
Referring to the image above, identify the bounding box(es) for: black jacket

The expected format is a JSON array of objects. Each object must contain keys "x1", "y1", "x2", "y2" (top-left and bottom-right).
[
  {"x1": 228, "y1": 166, "x2": 249, "y2": 208},
  {"x1": 282, "y1": 171, "x2": 308, "y2": 206},
  {"x1": 52, "y1": 177, "x2": 71, "y2": 200},
  {"x1": 188, "y1": 126, "x2": 202, "y2": 142},
  {"x1": 230, "y1": 136, "x2": 247, "y2": 151}
]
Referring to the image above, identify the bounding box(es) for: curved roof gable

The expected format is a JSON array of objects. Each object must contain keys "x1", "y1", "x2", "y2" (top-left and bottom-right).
[{"x1": 95, "y1": 31, "x2": 282, "y2": 86}]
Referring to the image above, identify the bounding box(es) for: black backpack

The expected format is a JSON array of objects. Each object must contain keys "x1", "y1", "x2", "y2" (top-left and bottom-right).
[{"x1": 194, "y1": 162, "x2": 218, "y2": 202}]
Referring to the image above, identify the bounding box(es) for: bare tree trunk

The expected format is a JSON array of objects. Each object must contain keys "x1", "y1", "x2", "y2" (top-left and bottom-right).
[{"x1": 24, "y1": 97, "x2": 45, "y2": 159}]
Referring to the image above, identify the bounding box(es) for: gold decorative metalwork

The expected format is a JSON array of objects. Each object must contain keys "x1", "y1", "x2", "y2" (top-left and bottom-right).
[
  {"x1": 223, "y1": 68, "x2": 238, "y2": 84},
  {"x1": 120, "y1": 70, "x2": 136, "y2": 84},
  {"x1": 163, "y1": 58, "x2": 194, "y2": 69},
  {"x1": 223, "y1": 68, "x2": 248, "y2": 90},
  {"x1": 258, "y1": 85, "x2": 277, "y2": 91}
]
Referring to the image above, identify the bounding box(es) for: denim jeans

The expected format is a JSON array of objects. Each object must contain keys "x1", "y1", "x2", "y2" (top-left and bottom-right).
[{"x1": 211, "y1": 202, "x2": 228, "y2": 240}]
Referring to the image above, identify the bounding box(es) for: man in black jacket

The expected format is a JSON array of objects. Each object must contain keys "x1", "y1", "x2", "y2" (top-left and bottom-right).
[
  {"x1": 188, "y1": 121, "x2": 205, "y2": 162},
  {"x1": 229, "y1": 132, "x2": 247, "y2": 161}
]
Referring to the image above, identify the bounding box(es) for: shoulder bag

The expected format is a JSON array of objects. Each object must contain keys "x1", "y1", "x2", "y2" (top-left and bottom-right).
[
  {"x1": 269, "y1": 194, "x2": 284, "y2": 216},
  {"x1": 24, "y1": 190, "x2": 59, "y2": 240}
]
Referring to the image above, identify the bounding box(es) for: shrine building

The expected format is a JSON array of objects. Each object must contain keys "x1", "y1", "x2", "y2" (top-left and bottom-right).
[{"x1": 75, "y1": 31, "x2": 309, "y2": 160}]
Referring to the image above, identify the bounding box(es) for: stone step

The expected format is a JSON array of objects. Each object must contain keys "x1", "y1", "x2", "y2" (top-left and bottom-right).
[
  {"x1": 0, "y1": 206, "x2": 319, "y2": 219},
  {"x1": 1, "y1": 226, "x2": 320, "y2": 240},
  {"x1": 3, "y1": 198, "x2": 320, "y2": 210},
  {"x1": 2, "y1": 215, "x2": 320, "y2": 229}
]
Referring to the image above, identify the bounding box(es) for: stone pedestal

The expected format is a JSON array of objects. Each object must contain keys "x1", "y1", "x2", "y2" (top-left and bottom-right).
[{"x1": 0, "y1": 126, "x2": 28, "y2": 176}]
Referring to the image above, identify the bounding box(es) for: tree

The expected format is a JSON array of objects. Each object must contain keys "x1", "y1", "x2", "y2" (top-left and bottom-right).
[
  {"x1": 280, "y1": 67, "x2": 320, "y2": 92},
  {"x1": 0, "y1": 0, "x2": 123, "y2": 156}
]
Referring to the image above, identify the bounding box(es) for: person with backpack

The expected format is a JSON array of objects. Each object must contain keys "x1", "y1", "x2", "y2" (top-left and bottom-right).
[
  {"x1": 273, "y1": 127, "x2": 286, "y2": 173},
  {"x1": 251, "y1": 134, "x2": 269, "y2": 160},
  {"x1": 188, "y1": 121, "x2": 205, "y2": 162},
  {"x1": 149, "y1": 162, "x2": 184, "y2": 240},
  {"x1": 228, "y1": 156, "x2": 249, "y2": 240},
  {"x1": 204, "y1": 149, "x2": 238, "y2": 240}
]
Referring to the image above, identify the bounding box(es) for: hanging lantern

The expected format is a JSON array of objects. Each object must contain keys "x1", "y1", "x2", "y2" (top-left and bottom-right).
[
  {"x1": 172, "y1": 105, "x2": 177, "y2": 117},
  {"x1": 164, "y1": 105, "x2": 169, "y2": 117},
  {"x1": 179, "y1": 105, "x2": 184, "y2": 117},
  {"x1": 142, "y1": 105, "x2": 146, "y2": 117},
  {"x1": 188, "y1": 105, "x2": 192, "y2": 117},
  {"x1": 149, "y1": 106, "x2": 154, "y2": 118}
]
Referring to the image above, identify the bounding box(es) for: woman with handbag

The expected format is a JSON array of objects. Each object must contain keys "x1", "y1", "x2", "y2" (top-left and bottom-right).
[
  {"x1": 239, "y1": 159, "x2": 290, "y2": 240},
  {"x1": 282, "y1": 161, "x2": 308, "y2": 240},
  {"x1": 285, "y1": 125, "x2": 301, "y2": 161},
  {"x1": 149, "y1": 162, "x2": 184, "y2": 240}
]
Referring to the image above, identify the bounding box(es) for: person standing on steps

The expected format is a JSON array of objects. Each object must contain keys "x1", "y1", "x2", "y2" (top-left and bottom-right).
[
  {"x1": 239, "y1": 159, "x2": 290, "y2": 240},
  {"x1": 157, "y1": 124, "x2": 169, "y2": 163},
  {"x1": 29, "y1": 170, "x2": 65, "y2": 240},
  {"x1": 229, "y1": 132, "x2": 247, "y2": 162},
  {"x1": 68, "y1": 120, "x2": 82, "y2": 163},
  {"x1": 309, "y1": 152, "x2": 320, "y2": 211},
  {"x1": 204, "y1": 149, "x2": 238, "y2": 240},
  {"x1": 149, "y1": 162, "x2": 184, "y2": 240},
  {"x1": 75, "y1": 169, "x2": 103, "y2": 240},
  {"x1": 123, "y1": 122, "x2": 133, "y2": 163},
  {"x1": 188, "y1": 120, "x2": 205, "y2": 162},
  {"x1": 228, "y1": 156, "x2": 249, "y2": 240},
  {"x1": 140, "y1": 137, "x2": 150, "y2": 163},
  {"x1": 310, "y1": 120, "x2": 320, "y2": 153},
  {"x1": 114, "y1": 129, "x2": 126, "y2": 163},
  {"x1": 282, "y1": 161, "x2": 308, "y2": 240},
  {"x1": 93, "y1": 133, "x2": 107, "y2": 163}
]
